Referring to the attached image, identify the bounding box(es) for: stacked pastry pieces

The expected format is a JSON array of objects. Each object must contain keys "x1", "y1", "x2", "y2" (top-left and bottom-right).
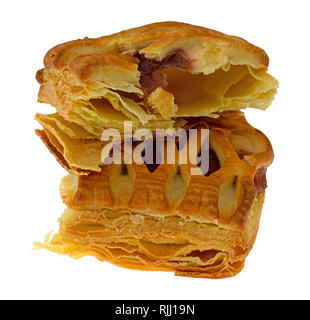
[{"x1": 34, "y1": 22, "x2": 278, "y2": 278}]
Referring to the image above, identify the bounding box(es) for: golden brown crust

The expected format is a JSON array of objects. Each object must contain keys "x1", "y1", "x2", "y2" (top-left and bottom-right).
[
  {"x1": 35, "y1": 129, "x2": 90, "y2": 175},
  {"x1": 34, "y1": 22, "x2": 276, "y2": 278},
  {"x1": 36, "y1": 22, "x2": 278, "y2": 126},
  {"x1": 35, "y1": 192, "x2": 265, "y2": 279},
  {"x1": 34, "y1": 111, "x2": 273, "y2": 279},
  {"x1": 43, "y1": 22, "x2": 269, "y2": 71},
  {"x1": 35, "y1": 113, "x2": 106, "y2": 173},
  {"x1": 69, "y1": 52, "x2": 140, "y2": 82},
  {"x1": 57, "y1": 111, "x2": 273, "y2": 230}
]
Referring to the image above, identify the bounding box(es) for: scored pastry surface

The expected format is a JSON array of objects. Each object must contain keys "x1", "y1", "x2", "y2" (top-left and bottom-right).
[
  {"x1": 35, "y1": 110, "x2": 273, "y2": 193},
  {"x1": 58, "y1": 111, "x2": 273, "y2": 230},
  {"x1": 34, "y1": 22, "x2": 277, "y2": 278},
  {"x1": 35, "y1": 110, "x2": 273, "y2": 278}
]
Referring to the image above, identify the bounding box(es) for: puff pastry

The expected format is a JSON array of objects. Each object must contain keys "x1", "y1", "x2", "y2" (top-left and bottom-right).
[
  {"x1": 34, "y1": 22, "x2": 277, "y2": 278},
  {"x1": 36, "y1": 21, "x2": 278, "y2": 133},
  {"x1": 35, "y1": 111, "x2": 274, "y2": 278}
]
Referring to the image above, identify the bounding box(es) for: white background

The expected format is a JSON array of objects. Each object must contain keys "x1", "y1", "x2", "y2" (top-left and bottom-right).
[{"x1": 0, "y1": 0, "x2": 309, "y2": 300}]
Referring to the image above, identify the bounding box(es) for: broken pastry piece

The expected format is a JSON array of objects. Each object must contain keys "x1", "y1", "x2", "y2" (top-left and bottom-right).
[
  {"x1": 35, "y1": 22, "x2": 278, "y2": 278},
  {"x1": 36, "y1": 21, "x2": 278, "y2": 133},
  {"x1": 35, "y1": 111, "x2": 274, "y2": 278}
]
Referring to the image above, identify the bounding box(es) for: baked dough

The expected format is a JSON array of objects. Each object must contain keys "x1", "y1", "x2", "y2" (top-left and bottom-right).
[
  {"x1": 35, "y1": 110, "x2": 272, "y2": 176},
  {"x1": 36, "y1": 22, "x2": 278, "y2": 132},
  {"x1": 35, "y1": 111, "x2": 273, "y2": 278},
  {"x1": 35, "y1": 193, "x2": 264, "y2": 278},
  {"x1": 34, "y1": 22, "x2": 277, "y2": 278}
]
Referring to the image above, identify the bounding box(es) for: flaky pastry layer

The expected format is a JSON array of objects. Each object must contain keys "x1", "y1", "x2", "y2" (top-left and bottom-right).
[
  {"x1": 34, "y1": 111, "x2": 273, "y2": 278},
  {"x1": 34, "y1": 22, "x2": 277, "y2": 279},
  {"x1": 35, "y1": 192, "x2": 265, "y2": 278},
  {"x1": 35, "y1": 111, "x2": 273, "y2": 180},
  {"x1": 36, "y1": 22, "x2": 278, "y2": 130}
]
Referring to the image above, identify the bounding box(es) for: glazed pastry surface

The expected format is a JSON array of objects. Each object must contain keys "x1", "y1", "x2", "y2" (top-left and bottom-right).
[
  {"x1": 36, "y1": 22, "x2": 278, "y2": 131},
  {"x1": 35, "y1": 111, "x2": 273, "y2": 278},
  {"x1": 34, "y1": 22, "x2": 277, "y2": 278}
]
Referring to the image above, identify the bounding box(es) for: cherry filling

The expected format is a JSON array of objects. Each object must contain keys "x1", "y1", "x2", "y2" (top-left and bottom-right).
[
  {"x1": 175, "y1": 132, "x2": 188, "y2": 151},
  {"x1": 130, "y1": 58, "x2": 269, "y2": 193},
  {"x1": 254, "y1": 167, "x2": 267, "y2": 194},
  {"x1": 141, "y1": 141, "x2": 267, "y2": 193},
  {"x1": 141, "y1": 140, "x2": 162, "y2": 173},
  {"x1": 236, "y1": 150, "x2": 268, "y2": 194},
  {"x1": 236, "y1": 149, "x2": 252, "y2": 159},
  {"x1": 136, "y1": 50, "x2": 191, "y2": 96},
  {"x1": 197, "y1": 149, "x2": 221, "y2": 176}
]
